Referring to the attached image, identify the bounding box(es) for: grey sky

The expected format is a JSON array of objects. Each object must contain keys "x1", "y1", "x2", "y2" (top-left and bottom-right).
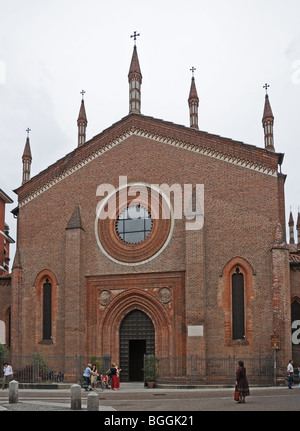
[{"x1": 1, "y1": 0, "x2": 300, "y2": 262}]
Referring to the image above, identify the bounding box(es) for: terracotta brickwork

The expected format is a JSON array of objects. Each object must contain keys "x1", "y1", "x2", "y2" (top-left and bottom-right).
[
  {"x1": 7, "y1": 112, "x2": 292, "y2": 374},
  {"x1": 0, "y1": 44, "x2": 299, "y2": 383},
  {"x1": 86, "y1": 272, "x2": 185, "y2": 360}
]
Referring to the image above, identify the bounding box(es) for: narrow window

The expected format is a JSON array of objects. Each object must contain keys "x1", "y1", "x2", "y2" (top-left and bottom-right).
[
  {"x1": 232, "y1": 268, "x2": 245, "y2": 339},
  {"x1": 43, "y1": 278, "x2": 52, "y2": 340}
]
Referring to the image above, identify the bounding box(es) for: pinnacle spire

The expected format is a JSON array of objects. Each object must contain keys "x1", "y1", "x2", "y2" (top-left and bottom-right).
[
  {"x1": 128, "y1": 45, "x2": 142, "y2": 78},
  {"x1": 128, "y1": 34, "x2": 142, "y2": 114},
  {"x1": 77, "y1": 99, "x2": 87, "y2": 123},
  {"x1": 22, "y1": 129, "x2": 32, "y2": 184},
  {"x1": 77, "y1": 90, "x2": 88, "y2": 147},
  {"x1": 289, "y1": 210, "x2": 295, "y2": 244},
  {"x1": 188, "y1": 67, "x2": 199, "y2": 130},
  {"x1": 262, "y1": 94, "x2": 274, "y2": 121},
  {"x1": 262, "y1": 84, "x2": 275, "y2": 151},
  {"x1": 22, "y1": 136, "x2": 32, "y2": 160}
]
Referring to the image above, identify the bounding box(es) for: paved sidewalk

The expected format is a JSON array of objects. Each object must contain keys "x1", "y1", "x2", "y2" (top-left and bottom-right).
[
  {"x1": 0, "y1": 382, "x2": 296, "y2": 412},
  {"x1": 0, "y1": 382, "x2": 145, "y2": 411}
]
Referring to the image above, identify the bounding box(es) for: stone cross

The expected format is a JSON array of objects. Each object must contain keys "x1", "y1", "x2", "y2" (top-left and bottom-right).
[
  {"x1": 263, "y1": 83, "x2": 270, "y2": 94},
  {"x1": 130, "y1": 31, "x2": 140, "y2": 44},
  {"x1": 190, "y1": 67, "x2": 196, "y2": 77}
]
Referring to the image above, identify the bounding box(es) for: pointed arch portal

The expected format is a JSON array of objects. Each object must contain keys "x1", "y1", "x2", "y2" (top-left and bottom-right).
[
  {"x1": 120, "y1": 310, "x2": 155, "y2": 381},
  {"x1": 85, "y1": 272, "x2": 186, "y2": 378}
]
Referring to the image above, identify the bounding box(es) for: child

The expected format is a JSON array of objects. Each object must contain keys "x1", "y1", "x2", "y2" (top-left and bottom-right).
[{"x1": 101, "y1": 374, "x2": 108, "y2": 389}]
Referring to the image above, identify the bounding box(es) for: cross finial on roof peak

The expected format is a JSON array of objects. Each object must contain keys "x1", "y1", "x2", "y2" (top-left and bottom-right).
[
  {"x1": 26, "y1": 127, "x2": 31, "y2": 137},
  {"x1": 190, "y1": 67, "x2": 196, "y2": 77},
  {"x1": 263, "y1": 83, "x2": 270, "y2": 95},
  {"x1": 80, "y1": 89, "x2": 86, "y2": 100},
  {"x1": 130, "y1": 31, "x2": 140, "y2": 45}
]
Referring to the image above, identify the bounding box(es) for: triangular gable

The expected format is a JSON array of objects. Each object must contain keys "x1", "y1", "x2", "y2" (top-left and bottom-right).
[{"x1": 15, "y1": 113, "x2": 281, "y2": 208}]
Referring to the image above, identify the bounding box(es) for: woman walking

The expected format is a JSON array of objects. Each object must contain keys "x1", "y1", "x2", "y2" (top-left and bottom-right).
[{"x1": 235, "y1": 360, "x2": 250, "y2": 403}]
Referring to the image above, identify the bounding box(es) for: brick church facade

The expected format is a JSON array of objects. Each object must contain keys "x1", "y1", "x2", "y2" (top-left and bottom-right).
[{"x1": 1, "y1": 41, "x2": 300, "y2": 382}]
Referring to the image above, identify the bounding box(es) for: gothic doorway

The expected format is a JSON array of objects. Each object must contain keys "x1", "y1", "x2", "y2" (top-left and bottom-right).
[{"x1": 119, "y1": 310, "x2": 155, "y2": 381}]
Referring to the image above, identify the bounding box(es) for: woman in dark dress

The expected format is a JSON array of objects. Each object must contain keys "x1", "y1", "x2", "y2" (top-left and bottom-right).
[
  {"x1": 107, "y1": 363, "x2": 119, "y2": 390},
  {"x1": 235, "y1": 360, "x2": 250, "y2": 403}
]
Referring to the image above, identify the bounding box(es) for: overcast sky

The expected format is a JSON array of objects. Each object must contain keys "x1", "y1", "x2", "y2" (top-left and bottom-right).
[{"x1": 1, "y1": 0, "x2": 300, "y2": 263}]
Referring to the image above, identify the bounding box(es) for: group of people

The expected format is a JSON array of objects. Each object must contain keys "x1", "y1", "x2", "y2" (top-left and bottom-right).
[
  {"x1": 2, "y1": 358, "x2": 298, "y2": 399},
  {"x1": 234, "y1": 358, "x2": 300, "y2": 404},
  {"x1": 82, "y1": 362, "x2": 121, "y2": 391},
  {"x1": 83, "y1": 359, "x2": 252, "y2": 401}
]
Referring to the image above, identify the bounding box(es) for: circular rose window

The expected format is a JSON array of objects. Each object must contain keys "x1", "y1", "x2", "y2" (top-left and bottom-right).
[
  {"x1": 116, "y1": 205, "x2": 153, "y2": 244},
  {"x1": 95, "y1": 183, "x2": 173, "y2": 265}
]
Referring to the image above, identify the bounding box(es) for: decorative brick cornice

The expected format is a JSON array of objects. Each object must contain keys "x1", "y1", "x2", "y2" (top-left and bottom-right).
[
  {"x1": 0, "y1": 275, "x2": 11, "y2": 287},
  {"x1": 15, "y1": 114, "x2": 280, "y2": 208}
]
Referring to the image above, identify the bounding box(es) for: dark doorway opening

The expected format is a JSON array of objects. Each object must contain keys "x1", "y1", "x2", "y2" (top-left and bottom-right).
[
  {"x1": 120, "y1": 310, "x2": 155, "y2": 381},
  {"x1": 129, "y1": 340, "x2": 146, "y2": 381}
]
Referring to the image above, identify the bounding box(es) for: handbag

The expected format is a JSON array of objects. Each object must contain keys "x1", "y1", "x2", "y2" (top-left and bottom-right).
[{"x1": 234, "y1": 388, "x2": 239, "y2": 401}]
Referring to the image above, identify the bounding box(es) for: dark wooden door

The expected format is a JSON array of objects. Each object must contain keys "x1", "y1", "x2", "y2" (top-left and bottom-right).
[
  {"x1": 120, "y1": 310, "x2": 155, "y2": 381},
  {"x1": 129, "y1": 340, "x2": 146, "y2": 381}
]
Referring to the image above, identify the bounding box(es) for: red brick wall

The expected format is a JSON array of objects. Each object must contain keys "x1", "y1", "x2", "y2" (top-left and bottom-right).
[{"x1": 10, "y1": 118, "x2": 290, "y2": 370}]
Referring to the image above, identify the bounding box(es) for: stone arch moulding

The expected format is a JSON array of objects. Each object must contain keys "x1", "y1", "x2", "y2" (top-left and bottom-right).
[
  {"x1": 221, "y1": 256, "x2": 254, "y2": 347},
  {"x1": 98, "y1": 288, "x2": 172, "y2": 361},
  {"x1": 34, "y1": 269, "x2": 58, "y2": 345}
]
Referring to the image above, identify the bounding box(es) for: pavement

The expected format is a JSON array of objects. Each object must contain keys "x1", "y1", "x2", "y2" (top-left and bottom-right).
[
  {"x1": 1, "y1": 382, "x2": 191, "y2": 411},
  {"x1": 0, "y1": 381, "x2": 299, "y2": 413},
  {"x1": 0, "y1": 382, "x2": 156, "y2": 412}
]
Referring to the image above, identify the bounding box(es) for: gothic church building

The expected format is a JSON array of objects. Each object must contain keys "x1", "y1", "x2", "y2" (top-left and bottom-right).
[{"x1": 1, "y1": 41, "x2": 300, "y2": 382}]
